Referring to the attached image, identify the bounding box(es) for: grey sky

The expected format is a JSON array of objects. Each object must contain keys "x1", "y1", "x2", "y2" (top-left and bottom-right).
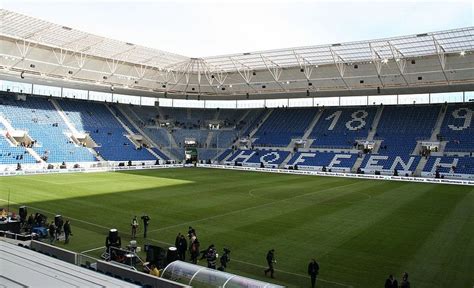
[{"x1": 3, "y1": 0, "x2": 473, "y2": 57}]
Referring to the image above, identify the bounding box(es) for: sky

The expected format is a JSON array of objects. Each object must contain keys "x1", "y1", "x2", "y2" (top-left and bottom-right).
[{"x1": 2, "y1": 0, "x2": 473, "y2": 58}]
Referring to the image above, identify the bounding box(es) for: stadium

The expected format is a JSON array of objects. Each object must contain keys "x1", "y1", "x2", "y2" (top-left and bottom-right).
[{"x1": 0, "y1": 3, "x2": 473, "y2": 288}]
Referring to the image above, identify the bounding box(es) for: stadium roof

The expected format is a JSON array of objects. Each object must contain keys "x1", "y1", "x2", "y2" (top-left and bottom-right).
[
  {"x1": 0, "y1": 9, "x2": 188, "y2": 68},
  {"x1": 0, "y1": 9, "x2": 473, "y2": 99}
]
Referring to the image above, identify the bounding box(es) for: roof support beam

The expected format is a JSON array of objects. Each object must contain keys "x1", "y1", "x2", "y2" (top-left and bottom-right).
[
  {"x1": 388, "y1": 41, "x2": 409, "y2": 86},
  {"x1": 293, "y1": 50, "x2": 315, "y2": 81},
  {"x1": 368, "y1": 43, "x2": 385, "y2": 87},
  {"x1": 106, "y1": 58, "x2": 120, "y2": 76},
  {"x1": 261, "y1": 55, "x2": 286, "y2": 92},
  {"x1": 134, "y1": 64, "x2": 148, "y2": 80},
  {"x1": 52, "y1": 48, "x2": 67, "y2": 66},
  {"x1": 432, "y1": 36, "x2": 450, "y2": 85},
  {"x1": 329, "y1": 48, "x2": 351, "y2": 90},
  {"x1": 229, "y1": 57, "x2": 258, "y2": 94}
]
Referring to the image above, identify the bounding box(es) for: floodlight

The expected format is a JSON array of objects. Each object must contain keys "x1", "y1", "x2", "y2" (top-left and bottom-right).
[{"x1": 460, "y1": 51, "x2": 465, "y2": 56}]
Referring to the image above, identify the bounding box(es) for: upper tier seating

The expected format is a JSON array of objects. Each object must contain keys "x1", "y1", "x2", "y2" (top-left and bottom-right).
[
  {"x1": 57, "y1": 99, "x2": 156, "y2": 161},
  {"x1": 375, "y1": 105, "x2": 439, "y2": 156},
  {"x1": 254, "y1": 108, "x2": 316, "y2": 147},
  {"x1": 439, "y1": 104, "x2": 474, "y2": 153},
  {"x1": 310, "y1": 107, "x2": 377, "y2": 148},
  {"x1": 0, "y1": 95, "x2": 95, "y2": 163}
]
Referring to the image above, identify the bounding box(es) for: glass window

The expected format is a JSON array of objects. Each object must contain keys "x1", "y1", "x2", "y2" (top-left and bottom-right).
[
  {"x1": 313, "y1": 97, "x2": 339, "y2": 107},
  {"x1": 113, "y1": 94, "x2": 141, "y2": 105},
  {"x1": 265, "y1": 98, "x2": 288, "y2": 108},
  {"x1": 205, "y1": 100, "x2": 237, "y2": 109},
  {"x1": 288, "y1": 97, "x2": 313, "y2": 107},
  {"x1": 465, "y1": 91, "x2": 474, "y2": 102},
  {"x1": 89, "y1": 91, "x2": 112, "y2": 102},
  {"x1": 368, "y1": 95, "x2": 398, "y2": 105},
  {"x1": 398, "y1": 93, "x2": 429, "y2": 104},
  {"x1": 430, "y1": 92, "x2": 463, "y2": 104},
  {"x1": 0, "y1": 80, "x2": 32, "y2": 93},
  {"x1": 33, "y1": 84, "x2": 61, "y2": 97},
  {"x1": 237, "y1": 99, "x2": 265, "y2": 109},
  {"x1": 173, "y1": 99, "x2": 205, "y2": 108},
  {"x1": 340, "y1": 96, "x2": 367, "y2": 106},
  {"x1": 141, "y1": 97, "x2": 157, "y2": 106},
  {"x1": 63, "y1": 88, "x2": 88, "y2": 100},
  {"x1": 156, "y1": 98, "x2": 173, "y2": 107}
]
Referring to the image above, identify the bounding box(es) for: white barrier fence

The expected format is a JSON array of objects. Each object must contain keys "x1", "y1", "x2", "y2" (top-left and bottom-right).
[
  {"x1": 0, "y1": 164, "x2": 184, "y2": 177},
  {"x1": 1, "y1": 162, "x2": 473, "y2": 186},
  {"x1": 198, "y1": 164, "x2": 474, "y2": 186}
]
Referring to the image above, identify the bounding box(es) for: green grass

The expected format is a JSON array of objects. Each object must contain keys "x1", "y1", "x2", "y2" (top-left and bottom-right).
[{"x1": 1, "y1": 168, "x2": 473, "y2": 288}]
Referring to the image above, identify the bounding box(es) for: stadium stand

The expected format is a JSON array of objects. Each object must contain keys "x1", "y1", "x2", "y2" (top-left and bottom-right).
[
  {"x1": 253, "y1": 108, "x2": 316, "y2": 147},
  {"x1": 374, "y1": 105, "x2": 440, "y2": 156},
  {"x1": 225, "y1": 149, "x2": 290, "y2": 168},
  {"x1": 286, "y1": 151, "x2": 358, "y2": 172},
  {"x1": 439, "y1": 104, "x2": 474, "y2": 153},
  {"x1": 1, "y1": 91, "x2": 474, "y2": 180},
  {"x1": 310, "y1": 107, "x2": 377, "y2": 149},
  {"x1": 423, "y1": 156, "x2": 474, "y2": 175},
  {"x1": 0, "y1": 94, "x2": 96, "y2": 163},
  {"x1": 57, "y1": 99, "x2": 157, "y2": 161}
]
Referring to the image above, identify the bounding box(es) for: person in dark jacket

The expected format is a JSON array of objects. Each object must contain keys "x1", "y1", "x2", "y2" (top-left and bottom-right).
[
  {"x1": 400, "y1": 272, "x2": 410, "y2": 288},
  {"x1": 48, "y1": 221, "x2": 56, "y2": 244},
  {"x1": 384, "y1": 274, "x2": 398, "y2": 288},
  {"x1": 206, "y1": 244, "x2": 218, "y2": 269},
  {"x1": 308, "y1": 259, "x2": 319, "y2": 288},
  {"x1": 190, "y1": 238, "x2": 200, "y2": 264},
  {"x1": 177, "y1": 234, "x2": 187, "y2": 261},
  {"x1": 141, "y1": 215, "x2": 150, "y2": 238},
  {"x1": 63, "y1": 220, "x2": 72, "y2": 244},
  {"x1": 264, "y1": 249, "x2": 275, "y2": 278}
]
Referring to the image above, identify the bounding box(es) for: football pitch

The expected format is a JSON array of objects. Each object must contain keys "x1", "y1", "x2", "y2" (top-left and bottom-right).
[{"x1": 1, "y1": 168, "x2": 473, "y2": 288}]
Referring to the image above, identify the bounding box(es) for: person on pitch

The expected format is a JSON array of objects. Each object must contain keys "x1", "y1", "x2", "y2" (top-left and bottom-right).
[
  {"x1": 131, "y1": 216, "x2": 139, "y2": 239},
  {"x1": 141, "y1": 214, "x2": 150, "y2": 238},
  {"x1": 264, "y1": 249, "x2": 276, "y2": 278}
]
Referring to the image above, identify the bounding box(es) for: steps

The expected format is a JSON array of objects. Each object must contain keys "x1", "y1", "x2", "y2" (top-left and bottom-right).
[
  {"x1": 414, "y1": 157, "x2": 428, "y2": 176},
  {"x1": 249, "y1": 109, "x2": 273, "y2": 138},
  {"x1": 430, "y1": 104, "x2": 447, "y2": 141},
  {"x1": 205, "y1": 131, "x2": 214, "y2": 148},
  {"x1": 213, "y1": 109, "x2": 221, "y2": 121},
  {"x1": 367, "y1": 105, "x2": 384, "y2": 141},
  {"x1": 0, "y1": 115, "x2": 15, "y2": 131},
  {"x1": 50, "y1": 99, "x2": 81, "y2": 135},
  {"x1": 105, "y1": 105, "x2": 135, "y2": 136},
  {"x1": 351, "y1": 155, "x2": 365, "y2": 173},
  {"x1": 117, "y1": 106, "x2": 175, "y2": 160},
  {"x1": 0, "y1": 115, "x2": 45, "y2": 163},
  {"x1": 302, "y1": 108, "x2": 324, "y2": 140},
  {"x1": 25, "y1": 147, "x2": 45, "y2": 163},
  {"x1": 280, "y1": 152, "x2": 294, "y2": 168}
]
